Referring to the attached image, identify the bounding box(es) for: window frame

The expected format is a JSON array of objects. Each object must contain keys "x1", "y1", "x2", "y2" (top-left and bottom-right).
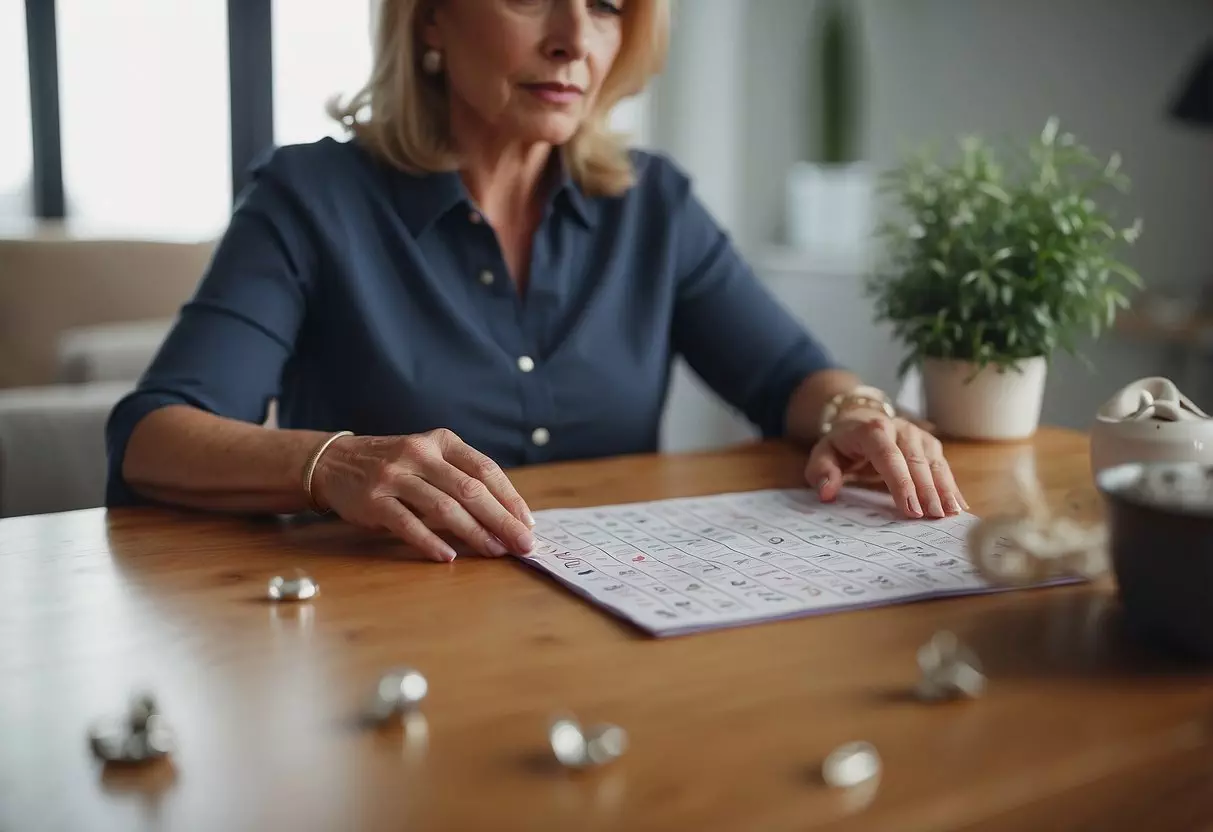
[
  {"x1": 227, "y1": 0, "x2": 274, "y2": 200},
  {"x1": 18, "y1": 0, "x2": 654, "y2": 222},
  {"x1": 25, "y1": 0, "x2": 64, "y2": 218},
  {"x1": 19, "y1": 0, "x2": 275, "y2": 220}
]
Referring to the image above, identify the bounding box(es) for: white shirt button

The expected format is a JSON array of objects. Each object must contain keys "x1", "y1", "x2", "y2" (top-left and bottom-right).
[
  {"x1": 469, "y1": 211, "x2": 483, "y2": 224},
  {"x1": 517, "y1": 355, "x2": 535, "y2": 373},
  {"x1": 531, "y1": 427, "x2": 550, "y2": 446},
  {"x1": 479, "y1": 270, "x2": 494, "y2": 286}
]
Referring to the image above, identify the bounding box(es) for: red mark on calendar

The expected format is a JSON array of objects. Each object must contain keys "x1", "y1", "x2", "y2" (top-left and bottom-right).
[{"x1": 632, "y1": 555, "x2": 646, "y2": 562}]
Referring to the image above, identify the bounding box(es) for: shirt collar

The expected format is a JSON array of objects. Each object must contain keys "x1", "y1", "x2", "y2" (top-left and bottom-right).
[
  {"x1": 390, "y1": 149, "x2": 596, "y2": 238},
  {"x1": 387, "y1": 166, "x2": 466, "y2": 238},
  {"x1": 551, "y1": 151, "x2": 596, "y2": 228}
]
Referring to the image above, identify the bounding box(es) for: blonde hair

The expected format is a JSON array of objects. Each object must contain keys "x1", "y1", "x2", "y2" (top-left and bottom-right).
[{"x1": 329, "y1": 0, "x2": 669, "y2": 197}]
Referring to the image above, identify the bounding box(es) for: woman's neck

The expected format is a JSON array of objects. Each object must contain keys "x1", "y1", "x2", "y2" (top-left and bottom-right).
[
  {"x1": 449, "y1": 109, "x2": 556, "y2": 290},
  {"x1": 454, "y1": 125, "x2": 554, "y2": 227}
]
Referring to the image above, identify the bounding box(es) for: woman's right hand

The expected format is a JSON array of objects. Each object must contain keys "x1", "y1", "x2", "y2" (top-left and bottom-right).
[{"x1": 311, "y1": 429, "x2": 535, "y2": 562}]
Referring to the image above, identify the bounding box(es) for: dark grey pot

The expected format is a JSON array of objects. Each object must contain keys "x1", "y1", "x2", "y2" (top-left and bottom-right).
[{"x1": 1097, "y1": 461, "x2": 1213, "y2": 660}]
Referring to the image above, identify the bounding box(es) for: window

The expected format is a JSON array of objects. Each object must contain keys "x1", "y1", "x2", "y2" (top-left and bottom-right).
[
  {"x1": 610, "y1": 93, "x2": 652, "y2": 147},
  {"x1": 0, "y1": 0, "x2": 33, "y2": 221},
  {"x1": 14, "y1": 0, "x2": 652, "y2": 230},
  {"x1": 272, "y1": 0, "x2": 373, "y2": 147},
  {"x1": 56, "y1": 0, "x2": 231, "y2": 236}
]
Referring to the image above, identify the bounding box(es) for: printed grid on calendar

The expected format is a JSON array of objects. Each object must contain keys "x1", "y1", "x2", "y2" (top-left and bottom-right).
[{"x1": 521, "y1": 487, "x2": 1046, "y2": 636}]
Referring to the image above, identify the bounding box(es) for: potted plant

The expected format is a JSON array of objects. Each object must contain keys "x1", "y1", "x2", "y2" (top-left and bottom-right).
[
  {"x1": 784, "y1": 0, "x2": 870, "y2": 263},
  {"x1": 866, "y1": 117, "x2": 1144, "y2": 440}
]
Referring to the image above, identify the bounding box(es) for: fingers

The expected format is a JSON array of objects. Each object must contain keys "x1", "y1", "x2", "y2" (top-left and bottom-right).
[
  {"x1": 819, "y1": 415, "x2": 971, "y2": 520},
  {"x1": 373, "y1": 498, "x2": 459, "y2": 563},
  {"x1": 919, "y1": 433, "x2": 969, "y2": 514},
  {"x1": 374, "y1": 429, "x2": 533, "y2": 558},
  {"x1": 898, "y1": 429, "x2": 946, "y2": 519},
  {"x1": 855, "y1": 421, "x2": 923, "y2": 518},
  {"x1": 402, "y1": 473, "x2": 527, "y2": 558},
  {"x1": 420, "y1": 460, "x2": 535, "y2": 556},
  {"x1": 442, "y1": 438, "x2": 536, "y2": 529},
  {"x1": 805, "y1": 444, "x2": 845, "y2": 502},
  {"x1": 319, "y1": 430, "x2": 540, "y2": 560}
]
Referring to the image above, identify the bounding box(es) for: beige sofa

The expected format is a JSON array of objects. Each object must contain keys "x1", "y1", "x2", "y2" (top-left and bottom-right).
[
  {"x1": 0, "y1": 227, "x2": 214, "y2": 516},
  {"x1": 0, "y1": 227, "x2": 214, "y2": 389}
]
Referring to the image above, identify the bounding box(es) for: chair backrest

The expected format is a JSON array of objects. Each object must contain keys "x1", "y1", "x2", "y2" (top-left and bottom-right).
[
  {"x1": 56, "y1": 319, "x2": 175, "y2": 384},
  {"x1": 0, "y1": 231, "x2": 214, "y2": 389}
]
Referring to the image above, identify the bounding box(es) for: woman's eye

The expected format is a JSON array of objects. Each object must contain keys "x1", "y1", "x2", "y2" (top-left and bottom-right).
[{"x1": 591, "y1": 0, "x2": 623, "y2": 16}]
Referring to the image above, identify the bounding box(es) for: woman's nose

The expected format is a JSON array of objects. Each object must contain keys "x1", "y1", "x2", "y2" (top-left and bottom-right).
[{"x1": 543, "y1": 4, "x2": 591, "y2": 62}]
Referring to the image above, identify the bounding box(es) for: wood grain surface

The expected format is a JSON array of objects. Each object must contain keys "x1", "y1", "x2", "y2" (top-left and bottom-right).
[{"x1": 4, "y1": 427, "x2": 1213, "y2": 832}]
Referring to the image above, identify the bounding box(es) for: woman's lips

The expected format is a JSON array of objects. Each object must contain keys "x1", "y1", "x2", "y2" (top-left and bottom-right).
[{"x1": 521, "y1": 83, "x2": 584, "y2": 105}]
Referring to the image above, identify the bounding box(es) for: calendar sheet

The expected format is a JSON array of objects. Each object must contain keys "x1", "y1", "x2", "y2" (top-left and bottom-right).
[{"x1": 521, "y1": 487, "x2": 1056, "y2": 637}]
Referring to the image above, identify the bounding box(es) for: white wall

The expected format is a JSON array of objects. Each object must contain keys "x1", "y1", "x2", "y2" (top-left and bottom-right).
[
  {"x1": 657, "y1": 0, "x2": 1213, "y2": 452},
  {"x1": 654, "y1": 0, "x2": 759, "y2": 452},
  {"x1": 861, "y1": 0, "x2": 1213, "y2": 426}
]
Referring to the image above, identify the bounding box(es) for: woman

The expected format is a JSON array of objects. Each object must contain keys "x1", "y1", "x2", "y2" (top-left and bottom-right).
[{"x1": 105, "y1": 0, "x2": 967, "y2": 563}]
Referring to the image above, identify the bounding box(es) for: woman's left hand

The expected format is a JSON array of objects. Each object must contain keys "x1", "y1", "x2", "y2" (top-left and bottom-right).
[{"x1": 804, "y1": 412, "x2": 968, "y2": 519}]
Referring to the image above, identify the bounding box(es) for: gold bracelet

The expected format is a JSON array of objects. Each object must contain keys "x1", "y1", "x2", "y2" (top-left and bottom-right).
[
  {"x1": 818, "y1": 385, "x2": 896, "y2": 436},
  {"x1": 303, "y1": 431, "x2": 353, "y2": 515}
]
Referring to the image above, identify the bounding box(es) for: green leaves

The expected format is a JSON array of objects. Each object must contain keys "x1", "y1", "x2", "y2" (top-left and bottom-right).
[{"x1": 865, "y1": 117, "x2": 1143, "y2": 375}]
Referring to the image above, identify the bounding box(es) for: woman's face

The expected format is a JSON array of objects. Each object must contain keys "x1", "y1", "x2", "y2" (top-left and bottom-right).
[{"x1": 425, "y1": 0, "x2": 625, "y2": 146}]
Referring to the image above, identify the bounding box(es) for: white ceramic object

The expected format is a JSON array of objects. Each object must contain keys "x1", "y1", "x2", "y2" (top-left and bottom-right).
[
  {"x1": 968, "y1": 513, "x2": 1109, "y2": 584},
  {"x1": 1089, "y1": 377, "x2": 1213, "y2": 477},
  {"x1": 784, "y1": 161, "x2": 873, "y2": 263},
  {"x1": 966, "y1": 452, "x2": 1110, "y2": 585},
  {"x1": 920, "y1": 356, "x2": 1047, "y2": 440}
]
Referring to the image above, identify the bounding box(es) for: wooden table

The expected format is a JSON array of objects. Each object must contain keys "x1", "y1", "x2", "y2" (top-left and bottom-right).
[{"x1": 4, "y1": 427, "x2": 1213, "y2": 831}]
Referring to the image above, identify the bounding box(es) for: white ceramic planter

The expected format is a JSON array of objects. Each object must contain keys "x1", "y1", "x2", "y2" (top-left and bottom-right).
[
  {"x1": 920, "y1": 356, "x2": 1048, "y2": 440},
  {"x1": 785, "y1": 161, "x2": 873, "y2": 263}
]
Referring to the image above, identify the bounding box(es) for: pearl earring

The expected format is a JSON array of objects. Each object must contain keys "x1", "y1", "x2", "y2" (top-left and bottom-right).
[{"x1": 422, "y1": 49, "x2": 442, "y2": 75}]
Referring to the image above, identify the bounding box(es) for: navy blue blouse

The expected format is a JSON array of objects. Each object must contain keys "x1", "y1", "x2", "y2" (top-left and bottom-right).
[{"x1": 105, "y1": 138, "x2": 840, "y2": 506}]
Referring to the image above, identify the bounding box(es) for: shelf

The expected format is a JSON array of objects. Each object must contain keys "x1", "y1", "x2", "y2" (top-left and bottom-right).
[{"x1": 1115, "y1": 308, "x2": 1213, "y2": 348}]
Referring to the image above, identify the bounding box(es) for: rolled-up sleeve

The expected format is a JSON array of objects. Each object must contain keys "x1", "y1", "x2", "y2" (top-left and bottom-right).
[
  {"x1": 104, "y1": 152, "x2": 318, "y2": 506},
  {"x1": 669, "y1": 181, "x2": 842, "y2": 438}
]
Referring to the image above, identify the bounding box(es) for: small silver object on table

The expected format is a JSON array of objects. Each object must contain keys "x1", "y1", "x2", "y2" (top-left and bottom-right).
[
  {"x1": 821, "y1": 741, "x2": 881, "y2": 789},
  {"x1": 915, "y1": 630, "x2": 986, "y2": 701},
  {"x1": 548, "y1": 715, "x2": 628, "y2": 770},
  {"x1": 89, "y1": 692, "x2": 175, "y2": 765},
  {"x1": 267, "y1": 573, "x2": 319, "y2": 602},
  {"x1": 366, "y1": 667, "x2": 429, "y2": 723}
]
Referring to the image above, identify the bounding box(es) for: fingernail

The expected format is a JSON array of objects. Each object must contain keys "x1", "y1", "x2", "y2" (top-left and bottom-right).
[
  {"x1": 817, "y1": 477, "x2": 830, "y2": 490},
  {"x1": 441, "y1": 546, "x2": 457, "y2": 562},
  {"x1": 517, "y1": 531, "x2": 535, "y2": 553},
  {"x1": 487, "y1": 538, "x2": 508, "y2": 557},
  {"x1": 945, "y1": 497, "x2": 961, "y2": 515},
  {"x1": 906, "y1": 496, "x2": 924, "y2": 517},
  {"x1": 524, "y1": 511, "x2": 536, "y2": 527},
  {"x1": 929, "y1": 498, "x2": 946, "y2": 518}
]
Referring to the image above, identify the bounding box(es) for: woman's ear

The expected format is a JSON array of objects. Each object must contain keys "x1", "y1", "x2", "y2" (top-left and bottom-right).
[{"x1": 420, "y1": 0, "x2": 443, "y2": 51}]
